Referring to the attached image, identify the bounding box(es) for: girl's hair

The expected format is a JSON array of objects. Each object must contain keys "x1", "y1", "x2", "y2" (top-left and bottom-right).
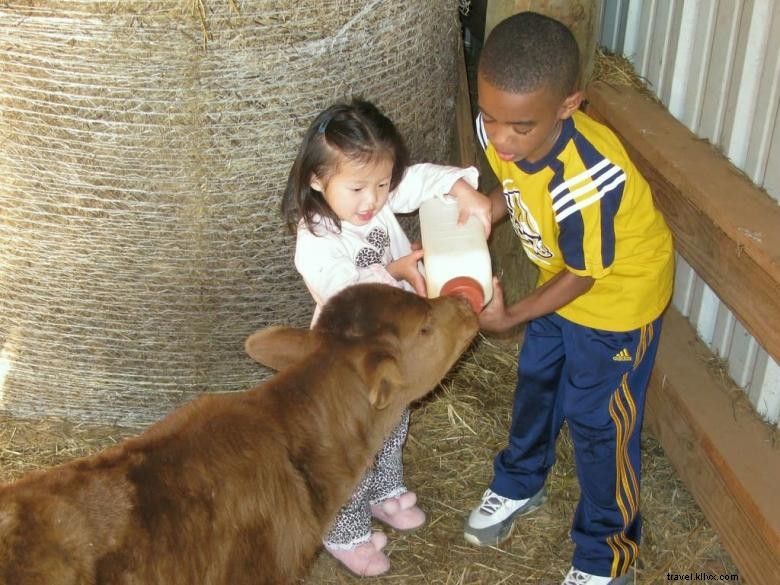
[{"x1": 282, "y1": 99, "x2": 410, "y2": 234}]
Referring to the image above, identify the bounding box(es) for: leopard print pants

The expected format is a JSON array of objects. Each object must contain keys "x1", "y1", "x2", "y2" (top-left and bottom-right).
[{"x1": 323, "y1": 408, "x2": 411, "y2": 548}]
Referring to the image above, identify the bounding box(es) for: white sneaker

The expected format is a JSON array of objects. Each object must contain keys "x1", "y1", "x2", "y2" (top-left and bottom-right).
[
  {"x1": 561, "y1": 566, "x2": 636, "y2": 585},
  {"x1": 463, "y1": 487, "x2": 546, "y2": 546}
]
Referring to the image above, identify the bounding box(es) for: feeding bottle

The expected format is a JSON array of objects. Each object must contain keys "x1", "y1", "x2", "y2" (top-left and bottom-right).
[{"x1": 419, "y1": 195, "x2": 493, "y2": 312}]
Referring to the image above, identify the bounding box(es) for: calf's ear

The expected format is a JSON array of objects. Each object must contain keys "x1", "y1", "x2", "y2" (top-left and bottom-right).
[
  {"x1": 245, "y1": 327, "x2": 316, "y2": 371},
  {"x1": 361, "y1": 350, "x2": 404, "y2": 410}
]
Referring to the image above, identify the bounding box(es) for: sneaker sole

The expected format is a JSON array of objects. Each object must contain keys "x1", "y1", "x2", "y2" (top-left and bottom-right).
[{"x1": 463, "y1": 489, "x2": 547, "y2": 547}]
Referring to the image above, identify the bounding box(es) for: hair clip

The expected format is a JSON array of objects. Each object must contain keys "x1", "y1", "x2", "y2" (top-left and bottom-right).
[{"x1": 318, "y1": 118, "x2": 329, "y2": 134}]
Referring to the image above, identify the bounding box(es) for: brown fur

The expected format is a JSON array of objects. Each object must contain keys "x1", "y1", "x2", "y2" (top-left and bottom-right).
[{"x1": 0, "y1": 284, "x2": 478, "y2": 585}]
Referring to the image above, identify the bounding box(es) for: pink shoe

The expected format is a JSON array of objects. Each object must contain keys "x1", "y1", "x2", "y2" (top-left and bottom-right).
[
  {"x1": 371, "y1": 491, "x2": 426, "y2": 531},
  {"x1": 325, "y1": 531, "x2": 390, "y2": 577}
]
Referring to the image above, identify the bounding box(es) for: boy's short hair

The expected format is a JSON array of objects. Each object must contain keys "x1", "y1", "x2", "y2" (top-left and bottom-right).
[{"x1": 479, "y1": 11, "x2": 580, "y2": 98}]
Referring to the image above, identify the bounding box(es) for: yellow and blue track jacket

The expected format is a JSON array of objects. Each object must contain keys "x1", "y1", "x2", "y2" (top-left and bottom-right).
[{"x1": 477, "y1": 109, "x2": 674, "y2": 331}]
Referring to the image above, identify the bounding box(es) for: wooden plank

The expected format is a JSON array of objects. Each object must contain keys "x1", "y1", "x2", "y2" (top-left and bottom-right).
[
  {"x1": 585, "y1": 81, "x2": 780, "y2": 364},
  {"x1": 646, "y1": 308, "x2": 780, "y2": 585},
  {"x1": 454, "y1": 39, "x2": 477, "y2": 169}
]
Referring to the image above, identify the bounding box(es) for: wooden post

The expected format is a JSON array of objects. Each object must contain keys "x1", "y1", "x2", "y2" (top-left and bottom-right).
[{"x1": 454, "y1": 38, "x2": 478, "y2": 169}]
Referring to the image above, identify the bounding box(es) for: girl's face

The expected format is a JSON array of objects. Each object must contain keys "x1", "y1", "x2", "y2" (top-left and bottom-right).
[
  {"x1": 477, "y1": 73, "x2": 581, "y2": 164},
  {"x1": 311, "y1": 154, "x2": 394, "y2": 226}
]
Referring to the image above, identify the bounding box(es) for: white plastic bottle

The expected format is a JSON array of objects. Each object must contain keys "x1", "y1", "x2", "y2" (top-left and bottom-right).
[{"x1": 419, "y1": 195, "x2": 493, "y2": 312}]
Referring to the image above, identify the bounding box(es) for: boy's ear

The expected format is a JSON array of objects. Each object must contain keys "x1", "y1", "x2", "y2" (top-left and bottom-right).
[
  {"x1": 245, "y1": 326, "x2": 317, "y2": 371},
  {"x1": 559, "y1": 90, "x2": 584, "y2": 120}
]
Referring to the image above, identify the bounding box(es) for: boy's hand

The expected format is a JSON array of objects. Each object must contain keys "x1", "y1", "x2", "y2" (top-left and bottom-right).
[
  {"x1": 448, "y1": 179, "x2": 492, "y2": 237},
  {"x1": 387, "y1": 249, "x2": 427, "y2": 296},
  {"x1": 478, "y1": 277, "x2": 513, "y2": 333}
]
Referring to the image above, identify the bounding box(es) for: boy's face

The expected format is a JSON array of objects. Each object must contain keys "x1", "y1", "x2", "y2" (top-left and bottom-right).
[{"x1": 477, "y1": 73, "x2": 581, "y2": 164}]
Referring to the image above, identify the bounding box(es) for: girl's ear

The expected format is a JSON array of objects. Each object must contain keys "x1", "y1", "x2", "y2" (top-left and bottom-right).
[
  {"x1": 310, "y1": 174, "x2": 324, "y2": 193},
  {"x1": 559, "y1": 90, "x2": 584, "y2": 120}
]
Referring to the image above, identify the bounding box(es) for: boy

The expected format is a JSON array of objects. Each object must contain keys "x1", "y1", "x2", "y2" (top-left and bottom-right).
[{"x1": 463, "y1": 12, "x2": 674, "y2": 585}]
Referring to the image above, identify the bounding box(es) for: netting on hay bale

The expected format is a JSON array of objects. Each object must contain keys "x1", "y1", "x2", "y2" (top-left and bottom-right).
[{"x1": 0, "y1": 0, "x2": 460, "y2": 426}]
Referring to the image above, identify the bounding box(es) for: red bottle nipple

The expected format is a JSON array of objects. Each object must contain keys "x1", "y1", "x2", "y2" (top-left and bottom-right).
[{"x1": 440, "y1": 276, "x2": 484, "y2": 313}]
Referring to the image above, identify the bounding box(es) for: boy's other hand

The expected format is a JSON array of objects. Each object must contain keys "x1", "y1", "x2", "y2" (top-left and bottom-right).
[
  {"x1": 449, "y1": 179, "x2": 492, "y2": 237},
  {"x1": 387, "y1": 249, "x2": 427, "y2": 297},
  {"x1": 478, "y1": 277, "x2": 512, "y2": 333}
]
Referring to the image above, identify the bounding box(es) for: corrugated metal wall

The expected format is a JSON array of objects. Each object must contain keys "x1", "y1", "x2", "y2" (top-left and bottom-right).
[{"x1": 600, "y1": 0, "x2": 780, "y2": 426}]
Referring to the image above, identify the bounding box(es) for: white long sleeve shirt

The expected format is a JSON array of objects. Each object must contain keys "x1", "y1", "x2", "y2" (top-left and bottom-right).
[{"x1": 295, "y1": 163, "x2": 479, "y2": 324}]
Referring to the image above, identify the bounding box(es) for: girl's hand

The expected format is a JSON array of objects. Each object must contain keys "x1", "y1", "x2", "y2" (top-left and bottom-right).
[
  {"x1": 449, "y1": 178, "x2": 493, "y2": 237},
  {"x1": 387, "y1": 249, "x2": 427, "y2": 296},
  {"x1": 478, "y1": 277, "x2": 513, "y2": 333}
]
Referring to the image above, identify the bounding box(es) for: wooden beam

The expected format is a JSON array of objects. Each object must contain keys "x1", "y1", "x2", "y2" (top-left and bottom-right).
[
  {"x1": 646, "y1": 308, "x2": 780, "y2": 585},
  {"x1": 585, "y1": 81, "x2": 780, "y2": 364},
  {"x1": 455, "y1": 38, "x2": 478, "y2": 169}
]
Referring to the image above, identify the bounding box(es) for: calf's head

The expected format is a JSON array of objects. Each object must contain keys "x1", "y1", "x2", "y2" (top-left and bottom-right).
[{"x1": 245, "y1": 283, "x2": 479, "y2": 409}]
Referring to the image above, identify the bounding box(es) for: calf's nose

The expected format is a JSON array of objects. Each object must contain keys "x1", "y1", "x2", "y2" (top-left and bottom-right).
[{"x1": 437, "y1": 295, "x2": 479, "y2": 334}]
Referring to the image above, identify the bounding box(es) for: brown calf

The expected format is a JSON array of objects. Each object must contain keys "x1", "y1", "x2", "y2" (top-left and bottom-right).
[{"x1": 0, "y1": 283, "x2": 478, "y2": 584}]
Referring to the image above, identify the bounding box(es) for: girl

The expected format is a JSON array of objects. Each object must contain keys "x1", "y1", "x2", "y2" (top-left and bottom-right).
[{"x1": 282, "y1": 99, "x2": 490, "y2": 577}]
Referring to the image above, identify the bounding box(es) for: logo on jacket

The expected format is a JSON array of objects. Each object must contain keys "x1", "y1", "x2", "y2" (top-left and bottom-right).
[{"x1": 503, "y1": 184, "x2": 553, "y2": 262}]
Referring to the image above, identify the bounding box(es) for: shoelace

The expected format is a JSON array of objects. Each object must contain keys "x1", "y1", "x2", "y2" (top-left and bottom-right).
[{"x1": 478, "y1": 491, "x2": 508, "y2": 515}]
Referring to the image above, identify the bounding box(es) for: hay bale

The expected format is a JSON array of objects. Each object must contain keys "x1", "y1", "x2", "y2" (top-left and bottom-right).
[{"x1": 0, "y1": 0, "x2": 461, "y2": 425}]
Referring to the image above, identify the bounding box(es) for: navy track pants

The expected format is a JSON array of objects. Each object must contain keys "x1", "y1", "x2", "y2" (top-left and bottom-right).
[{"x1": 490, "y1": 312, "x2": 663, "y2": 577}]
